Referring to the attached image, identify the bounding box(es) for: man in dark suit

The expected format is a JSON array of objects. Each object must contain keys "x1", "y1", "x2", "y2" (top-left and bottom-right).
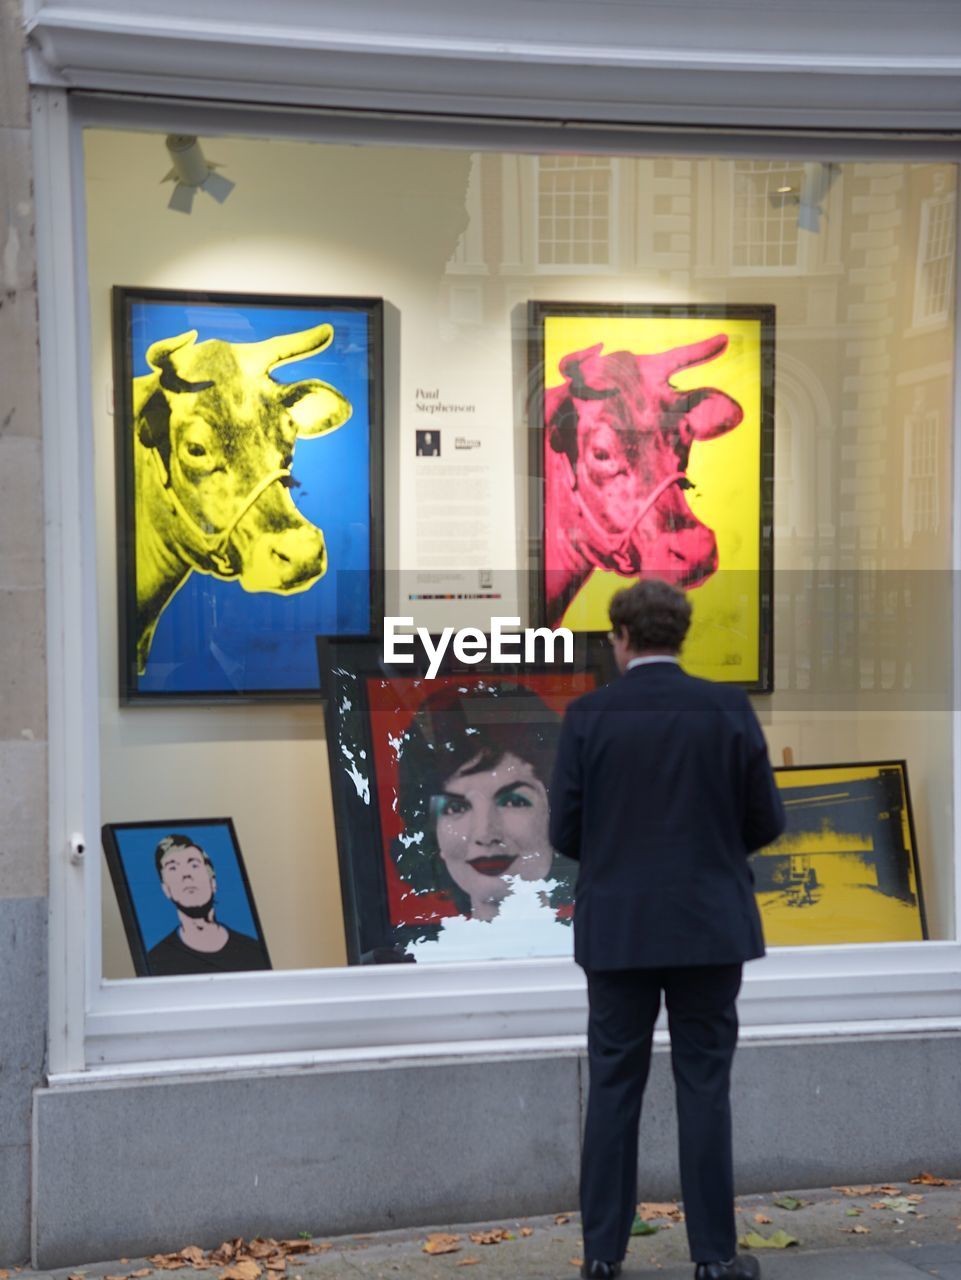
[{"x1": 549, "y1": 579, "x2": 785, "y2": 1280}]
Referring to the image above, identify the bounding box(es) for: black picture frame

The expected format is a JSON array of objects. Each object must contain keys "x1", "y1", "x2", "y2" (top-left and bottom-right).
[
  {"x1": 318, "y1": 636, "x2": 606, "y2": 964},
  {"x1": 527, "y1": 300, "x2": 775, "y2": 692},
  {"x1": 102, "y1": 817, "x2": 272, "y2": 977},
  {"x1": 112, "y1": 286, "x2": 385, "y2": 703},
  {"x1": 752, "y1": 760, "x2": 928, "y2": 945}
]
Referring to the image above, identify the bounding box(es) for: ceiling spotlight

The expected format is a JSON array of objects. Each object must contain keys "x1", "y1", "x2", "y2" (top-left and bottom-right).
[
  {"x1": 775, "y1": 185, "x2": 795, "y2": 195},
  {"x1": 163, "y1": 135, "x2": 235, "y2": 214}
]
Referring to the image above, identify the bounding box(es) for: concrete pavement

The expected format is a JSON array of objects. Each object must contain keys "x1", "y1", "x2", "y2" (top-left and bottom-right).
[{"x1": 11, "y1": 1181, "x2": 961, "y2": 1280}]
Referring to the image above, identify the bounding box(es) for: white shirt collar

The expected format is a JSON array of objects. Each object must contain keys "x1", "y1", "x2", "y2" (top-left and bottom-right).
[{"x1": 626, "y1": 655, "x2": 681, "y2": 670}]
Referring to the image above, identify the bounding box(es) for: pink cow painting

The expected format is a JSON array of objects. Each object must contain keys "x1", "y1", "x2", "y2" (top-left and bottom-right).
[{"x1": 543, "y1": 335, "x2": 745, "y2": 627}]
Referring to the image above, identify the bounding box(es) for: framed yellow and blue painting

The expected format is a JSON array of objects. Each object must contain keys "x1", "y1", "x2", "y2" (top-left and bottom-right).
[
  {"x1": 751, "y1": 761, "x2": 927, "y2": 946},
  {"x1": 112, "y1": 287, "x2": 384, "y2": 701},
  {"x1": 528, "y1": 301, "x2": 775, "y2": 690}
]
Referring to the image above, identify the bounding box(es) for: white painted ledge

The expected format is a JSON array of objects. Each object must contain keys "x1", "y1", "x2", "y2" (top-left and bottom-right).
[
  {"x1": 78, "y1": 941, "x2": 961, "y2": 1070},
  {"x1": 22, "y1": 0, "x2": 961, "y2": 129}
]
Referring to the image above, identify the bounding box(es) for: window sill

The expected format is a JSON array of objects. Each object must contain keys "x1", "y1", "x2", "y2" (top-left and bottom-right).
[{"x1": 78, "y1": 940, "x2": 961, "y2": 1072}]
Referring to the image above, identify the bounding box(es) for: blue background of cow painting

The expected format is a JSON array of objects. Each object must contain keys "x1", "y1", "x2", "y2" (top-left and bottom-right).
[
  {"x1": 110, "y1": 822, "x2": 260, "y2": 954},
  {"x1": 127, "y1": 298, "x2": 376, "y2": 695}
]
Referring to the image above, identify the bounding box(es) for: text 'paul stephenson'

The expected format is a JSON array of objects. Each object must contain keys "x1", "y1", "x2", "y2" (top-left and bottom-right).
[{"x1": 384, "y1": 616, "x2": 574, "y2": 679}]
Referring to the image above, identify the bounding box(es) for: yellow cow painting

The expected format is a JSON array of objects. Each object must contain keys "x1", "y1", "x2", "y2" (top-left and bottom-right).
[{"x1": 130, "y1": 324, "x2": 352, "y2": 673}]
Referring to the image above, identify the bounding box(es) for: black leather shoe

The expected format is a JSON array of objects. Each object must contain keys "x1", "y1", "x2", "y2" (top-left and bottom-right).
[
  {"x1": 694, "y1": 1256, "x2": 760, "y2": 1280},
  {"x1": 581, "y1": 1262, "x2": 622, "y2": 1280}
]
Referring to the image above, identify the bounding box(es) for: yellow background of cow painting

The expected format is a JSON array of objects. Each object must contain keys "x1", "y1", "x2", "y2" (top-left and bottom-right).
[
  {"x1": 543, "y1": 313, "x2": 764, "y2": 684},
  {"x1": 754, "y1": 764, "x2": 925, "y2": 946}
]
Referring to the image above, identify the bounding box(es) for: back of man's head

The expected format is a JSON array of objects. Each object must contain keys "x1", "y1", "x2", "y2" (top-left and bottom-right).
[{"x1": 609, "y1": 578, "x2": 692, "y2": 654}]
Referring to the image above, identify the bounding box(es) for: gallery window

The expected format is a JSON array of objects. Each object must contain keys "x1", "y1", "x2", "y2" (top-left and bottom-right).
[{"x1": 51, "y1": 109, "x2": 958, "y2": 1068}]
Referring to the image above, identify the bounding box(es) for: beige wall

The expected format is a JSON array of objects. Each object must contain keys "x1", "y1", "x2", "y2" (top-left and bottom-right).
[
  {"x1": 0, "y1": 0, "x2": 47, "y2": 902},
  {"x1": 85, "y1": 132, "x2": 957, "y2": 971}
]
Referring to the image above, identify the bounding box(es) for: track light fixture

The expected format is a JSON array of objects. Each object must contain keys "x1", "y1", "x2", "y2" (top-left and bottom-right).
[{"x1": 163, "y1": 135, "x2": 235, "y2": 214}]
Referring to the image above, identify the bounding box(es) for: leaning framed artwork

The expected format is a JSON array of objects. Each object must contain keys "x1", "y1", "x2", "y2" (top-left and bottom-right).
[
  {"x1": 319, "y1": 638, "x2": 603, "y2": 965},
  {"x1": 750, "y1": 761, "x2": 927, "y2": 946},
  {"x1": 528, "y1": 301, "x2": 775, "y2": 690},
  {"x1": 101, "y1": 818, "x2": 272, "y2": 977},
  {"x1": 113, "y1": 287, "x2": 384, "y2": 701}
]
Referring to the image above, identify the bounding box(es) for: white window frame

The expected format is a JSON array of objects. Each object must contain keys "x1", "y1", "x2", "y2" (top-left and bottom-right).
[
  {"x1": 729, "y1": 158, "x2": 810, "y2": 276},
  {"x1": 907, "y1": 407, "x2": 942, "y2": 537},
  {"x1": 34, "y1": 89, "x2": 961, "y2": 1082},
  {"x1": 533, "y1": 154, "x2": 618, "y2": 274},
  {"x1": 913, "y1": 190, "x2": 957, "y2": 330}
]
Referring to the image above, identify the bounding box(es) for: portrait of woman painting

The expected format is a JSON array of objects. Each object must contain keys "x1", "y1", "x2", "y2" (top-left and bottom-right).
[{"x1": 320, "y1": 642, "x2": 601, "y2": 964}]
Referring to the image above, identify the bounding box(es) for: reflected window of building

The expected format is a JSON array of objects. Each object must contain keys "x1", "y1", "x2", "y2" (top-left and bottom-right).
[
  {"x1": 537, "y1": 156, "x2": 612, "y2": 266},
  {"x1": 732, "y1": 160, "x2": 805, "y2": 270},
  {"x1": 914, "y1": 187, "x2": 956, "y2": 327},
  {"x1": 906, "y1": 400, "x2": 941, "y2": 537}
]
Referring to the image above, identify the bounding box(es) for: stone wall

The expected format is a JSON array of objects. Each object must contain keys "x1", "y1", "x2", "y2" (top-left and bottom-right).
[{"x1": 0, "y1": 0, "x2": 49, "y2": 1263}]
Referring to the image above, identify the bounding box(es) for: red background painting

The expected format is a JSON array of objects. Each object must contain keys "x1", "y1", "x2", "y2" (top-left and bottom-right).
[{"x1": 366, "y1": 671, "x2": 599, "y2": 928}]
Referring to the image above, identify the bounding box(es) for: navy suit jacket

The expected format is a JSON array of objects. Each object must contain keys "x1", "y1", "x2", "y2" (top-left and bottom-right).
[{"x1": 549, "y1": 660, "x2": 785, "y2": 971}]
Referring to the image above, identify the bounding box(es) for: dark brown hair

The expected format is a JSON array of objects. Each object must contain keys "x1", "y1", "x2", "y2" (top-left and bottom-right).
[{"x1": 609, "y1": 579, "x2": 692, "y2": 653}]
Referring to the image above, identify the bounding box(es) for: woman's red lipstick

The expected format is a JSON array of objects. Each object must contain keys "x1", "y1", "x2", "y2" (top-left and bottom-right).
[{"x1": 467, "y1": 854, "x2": 517, "y2": 877}]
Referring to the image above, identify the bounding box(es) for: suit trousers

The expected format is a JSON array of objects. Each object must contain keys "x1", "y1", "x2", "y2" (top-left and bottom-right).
[{"x1": 580, "y1": 963, "x2": 743, "y2": 1264}]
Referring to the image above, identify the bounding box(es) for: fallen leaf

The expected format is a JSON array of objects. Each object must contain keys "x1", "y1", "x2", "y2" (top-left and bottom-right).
[
  {"x1": 834, "y1": 1185, "x2": 888, "y2": 1197},
  {"x1": 737, "y1": 1230, "x2": 799, "y2": 1250},
  {"x1": 455, "y1": 1261, "x2": 481, "y2": 1268},
  {"x1": 555, "y1": 1215, "x2": 571, "y2": 1225},
  {"x1": 911, "y1": 1172, "x2": 952, "y2": 1186},
  {"x1": 753, "y1": 1214, "x2": 772, "y2": 1225},
  {"x1": 520, "y1": 1228, "x2": 534, "y2": 1238},
  {"x1": 876, "y1": 1197, "x2": 917, "y2": 1214},
  {"x1": 638, "y1": 1202, "x2": 684, "y2": 1221},
  {"x1": 630, "y1": 1217, "x2": 658, "y2": 1237},
  {"x1": 845, "y1": 1208, "x2": 863, "y2": 1217},
  {"x1": 180, "y1": 1247, "x2": 208, "y2": 1266},
  {"x1": 264, "y1": 1258, "x2": 286, "y2": 1273},
  {"x1": 221, "y1": 1264, "x2": 262, "y2": 1280},
  {"x1": 423, "y1": 1234, "x2": 462, "y2": 1256},
  {"x1": 773, "y1": 1197, "x2": 806, "y2": 1211},
  {"x1": 245, "y1": 1243, "x2": 276, "y2": 1261},
  {"x1": 469, "y1": 1229, "x2": 512, "y2": 1245},
  {"x1": 279, "y1": 1244, "x2": 312, "y2": 1256},
  {"x1": 105, "y1": 1273, "x2": 128, "y2": 1278},
  {"x1": 67, "y1": 1273, "x2": 86, "y2": 1279},
  {"x1": 844, "y1": 1226, "x2": 870, "y2": 1235}
]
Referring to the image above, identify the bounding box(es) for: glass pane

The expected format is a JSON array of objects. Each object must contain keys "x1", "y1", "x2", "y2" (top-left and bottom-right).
[{"x1": 84, "y1": 130, "x2": 957, "y2": 976}]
